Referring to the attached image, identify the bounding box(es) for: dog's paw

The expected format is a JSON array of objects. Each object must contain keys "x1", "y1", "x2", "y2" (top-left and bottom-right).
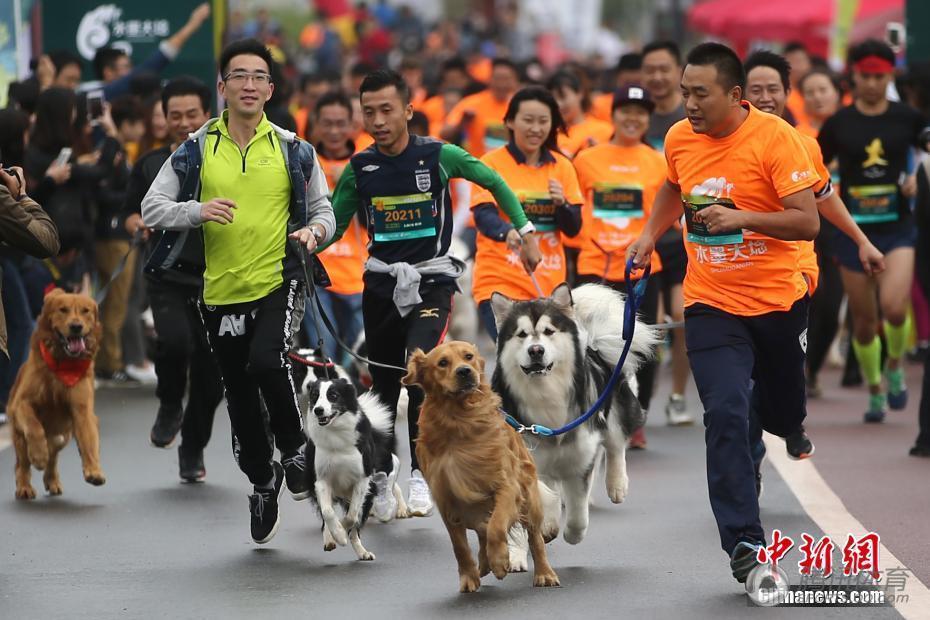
[
  {"x1": 45, "y1": 480, "x2": 63, "y2": 496},
  {"x1": 15, "y1": 485, "x2": 36, "y2": 500},
  {"x1": 357, "y1": 550, "x2": 376, "y2": 561},
  {"x1": 330, "y1": 523, "x2": 349, "y2": 546},
  {"x1": 508, "y1": 549, "x2": 528, "y2": 573},
  {"x1": 28, "y1": 446, "x2": 48, "y2": 471},
  {"x1": 541, "y1": 521, "x2": 560, "y2": 544},
  {"x1": 563, "y1": 526, "x2": 586, "y2": 545},
  {"x1": 395, "y1": 503, "x2": 410, "y2": 519},
  {"x1": 84, "y1": 471, "x2": 106, "y2": 486},
  {"x1": 323, "y1": 540, "x2": 336, "y2": 552},
  {"x1": 533, "y1": 570, "x2": 561, "y2": 588},
  {"x1": 459, "y1": 571, "x2": 481, "y2": 593},
  {"x1": 490, "y1": 555, "x2": 511, "y2": 580},
  {"x1": 607, "y1": 475, "x2": 629, "y2": 504}
]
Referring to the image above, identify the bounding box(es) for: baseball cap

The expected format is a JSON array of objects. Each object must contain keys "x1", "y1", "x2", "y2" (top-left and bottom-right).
[{"x1": 612, "y1": 84, "x2": 655, "y2": 113}]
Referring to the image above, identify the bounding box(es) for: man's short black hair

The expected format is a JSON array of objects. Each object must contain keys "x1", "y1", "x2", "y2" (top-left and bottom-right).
[
  {"x1": 110, "y1": 95, "x2": 145, "y2": 128},
  {"x1": 359, "y1": 69, "x2": 410, "y2": 103},
  {"x1": 92, "y1": 47, "x2": 127, "y2": 80},
  {"x1": 744, "y1": 50, "x2": 791, "y2": 92},
  {"x1": 48, "y1": 50, "x2": 82, "y2": 75},
  {"x1": 848, "y1": 38, "x2": 895, "y2": 66},
  {"x1": 617, "y1": 52, "x2": 642, "y2": 72},
  {"x1": 491, "y1": 57, "x2": 519, "y2": 75},
  {"x1": 161, "y1": 75, "x2": 212, "y2": 115},
  {"x1": 686, "y1": 42, "x2": 746, "y2": 92},
  {"x1": 441, "y1": 56, "x2": 468, "y2": 75},
  {"x1": 642, "y1": 41, "x2": 682, "y2": 65},
  {"x1": 218, "y1": 38, "x2": 274, "y2": 78},
  {"x1": 314, "y1": 90, "x2": 353, "y2": 118},
  {"x1": 784, "y1": 41, "x2": 809, "y2": 56}
]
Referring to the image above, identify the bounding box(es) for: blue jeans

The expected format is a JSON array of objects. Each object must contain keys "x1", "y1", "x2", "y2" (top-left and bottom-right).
[
  {"x1": 0, "y1": 259, "x2": 35, "y2": 405},
  {"x1": 303, "y1": 289, "x2": 364, "y2": 367}
]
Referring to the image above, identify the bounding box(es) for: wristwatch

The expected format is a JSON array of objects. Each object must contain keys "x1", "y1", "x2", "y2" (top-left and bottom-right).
[{"x1": 310, "y1": 224, "x2": 325, "y2": 244}]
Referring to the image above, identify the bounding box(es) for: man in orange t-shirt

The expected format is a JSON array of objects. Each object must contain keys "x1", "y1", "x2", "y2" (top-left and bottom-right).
[
  {"x1": 628, "y1": 43, "x2": 821, "y2": 585},
  {"x1": 304, "y1": 91, "x2": 367, "y2": 363},
  {"x1": 441, "y1": 58, "x2": 520, "y2": 157}
]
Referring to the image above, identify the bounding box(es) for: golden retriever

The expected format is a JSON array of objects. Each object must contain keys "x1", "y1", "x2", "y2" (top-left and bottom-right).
[
  {"x1": 9, "y1": 288, "x2": 104, "y2": 499},
  {"x1": 403, "y1": 341, "x2": 559, "y2": 593}
]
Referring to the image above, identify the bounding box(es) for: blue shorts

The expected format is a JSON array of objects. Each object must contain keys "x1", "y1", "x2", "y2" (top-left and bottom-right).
[{"x1": 834, "y1": 226, "x2": 916, "y2": 273}]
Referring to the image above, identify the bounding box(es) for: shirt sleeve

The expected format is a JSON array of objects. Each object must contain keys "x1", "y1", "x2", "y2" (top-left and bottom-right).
[
  {"x1": 320, "y1": 161, "x2": 360, "y2": 250},
  {"x1": 766, "y1": 125, "x2": 819, "y2": 198},
  {"x1": 664, "y1": 133, "x2": 680, "y2": 186},
  {"x1": 803, "y1": 135, "x2": 833, "y2": 201},
  {"x1": 440, "y1": 144, "x2": 534, "y2": 235}
]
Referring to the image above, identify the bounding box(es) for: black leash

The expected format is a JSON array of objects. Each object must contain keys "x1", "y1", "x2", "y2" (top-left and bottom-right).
[
  {"x1": 294, "y1": 241, "x2": 408, "y2": 375},
  {"x1": 94, "y1": 230, "x2": 144, "y2": 305}
]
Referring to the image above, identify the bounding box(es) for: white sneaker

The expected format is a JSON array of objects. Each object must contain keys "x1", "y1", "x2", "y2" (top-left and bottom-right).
[
  {"x1": 371, "y1": 454, "x2": 400, "y2": 523},
  {"x1": 665, "y1": 394, "x2": 694, "y2": 426},
  {"x1": 125, "y1": 363, "x2": 158, "y2": 385},
  {"x1": 407, "y1": 469, "x2": 434, "y2": 517}
]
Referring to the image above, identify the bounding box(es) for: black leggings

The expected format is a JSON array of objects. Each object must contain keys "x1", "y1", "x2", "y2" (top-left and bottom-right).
[
  {"x1": 575, "y1": 274, "x2": 660, "y2": 412},
  {"x1": 363, "y1": 284, "x2": 454, "y2": 472}
]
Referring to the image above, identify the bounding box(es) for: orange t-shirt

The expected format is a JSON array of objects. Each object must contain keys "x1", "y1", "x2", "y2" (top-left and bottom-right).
[
  {"x1": 590, "y1": 92, "x2": 614, "y2": 123},
  {"x1": 573, "y1": 143, "x2": 666, "y2": 282},
  {"x1": 354, "y1": 132, "x2": 374, "y2": 151},
  {"x1": 796, "y1": 131, "x2": 833, "y2": 295},
  {"x1": 294, "y1": 107, "x2": 310, "y2": 140},
  {"x1": 317, "y1": 153, "x2": 367, "y2": 296},
  {"x1": 470, "y1": 146, "x2": 584, "y2": 304},
  {"x1": 664, "y1": 103, "x2": 817, "y2": 316},
  {"x1": 558, "y1": 116, "x2": 615, "y2": 159},
  {"x1": 445, "y1": 90, "x2": 511, "y2": 158},
  {"x1": 419, "y1": 94, "x2": 447, "y2": 138},
  {"x1": 787, "y1": 89, "x2": 809, "y2": 129}
]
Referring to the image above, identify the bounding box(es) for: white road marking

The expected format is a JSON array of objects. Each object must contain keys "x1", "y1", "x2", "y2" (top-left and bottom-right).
[{"x1": 764, "y1": 432, "x2": 930, "y2": 618}]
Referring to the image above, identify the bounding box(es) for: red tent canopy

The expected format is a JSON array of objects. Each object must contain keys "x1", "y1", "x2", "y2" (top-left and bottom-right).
[{"x1": 688, "y1": 0, "x2": 904, "y2": 57}]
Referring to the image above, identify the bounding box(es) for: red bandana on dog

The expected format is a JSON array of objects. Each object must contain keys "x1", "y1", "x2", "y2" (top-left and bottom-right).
[{"x1": 39, "y1": 341, "x2": 91, "y2": 387}]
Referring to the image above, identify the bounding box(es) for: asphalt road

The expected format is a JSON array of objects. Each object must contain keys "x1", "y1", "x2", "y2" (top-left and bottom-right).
[{"x1": 0, "y1": 370, "x2": 910, "y2": 619}]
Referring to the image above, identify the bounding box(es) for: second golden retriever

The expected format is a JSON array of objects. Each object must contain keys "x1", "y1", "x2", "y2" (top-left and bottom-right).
[
  {"x1": 8, "y1": 288, "x2": 104, "y2": 499},
  {"x1": 403, "y1": 340, "x2": 559, "y2": 593}
]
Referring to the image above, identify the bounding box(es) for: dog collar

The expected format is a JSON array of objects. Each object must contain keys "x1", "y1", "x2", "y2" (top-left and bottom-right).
[{"x1": 39, "y1": 341, "x2": 92, "y2": 387}]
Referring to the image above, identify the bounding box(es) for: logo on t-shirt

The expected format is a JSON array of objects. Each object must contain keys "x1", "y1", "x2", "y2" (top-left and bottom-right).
[
  {"x1": 791, "y1": 170, "x2": 811, "y2": 183},
  {"x1": 863, "y1": 138, "x2": 889, "y2": 169},
  {"x1": 691, "y1": 177, "x2": 734, "y2": 199}
]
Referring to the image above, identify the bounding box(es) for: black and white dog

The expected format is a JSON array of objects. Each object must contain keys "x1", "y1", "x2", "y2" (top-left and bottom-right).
[
  {"x1": 490, "y1": 283, "x2": 660, "y2": 569},
  {"x1": 303, "y1": 378, "x2": 408, "y2": 561}
]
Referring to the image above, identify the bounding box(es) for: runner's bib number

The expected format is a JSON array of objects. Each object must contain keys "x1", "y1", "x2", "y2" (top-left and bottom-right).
[
  {"x1": 520, "y1": 191, "x2": 557, "y2": 232},
  {"x1": 371, "y1": 193, "x2": 435, "y2": 242},
  {"x1": 682, "y1": 194, "x2": 744, "y2": 245},
  {"x1": 847, "y1": 184, "x2": 899, "y2": 223},
  {"x1": 593, "y1": 183, "x2": 644, "y2": 219}
]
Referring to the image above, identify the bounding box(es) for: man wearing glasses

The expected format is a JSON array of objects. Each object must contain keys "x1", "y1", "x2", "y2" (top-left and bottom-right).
[{"x1": 142, "y1": 39, "x2": 334, "y2": 545}]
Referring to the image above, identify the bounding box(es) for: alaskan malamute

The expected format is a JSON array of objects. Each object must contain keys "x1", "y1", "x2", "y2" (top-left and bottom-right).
[{"x1": 490, "y1": 283, "x2": 660, "y2": 568}]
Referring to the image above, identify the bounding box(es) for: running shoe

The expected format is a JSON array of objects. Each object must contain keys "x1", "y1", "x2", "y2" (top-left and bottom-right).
[
  {"x1": 407, "y1": 469, "x2": 434, "y2": 517},
  {"x1": 863, "y1": 393, "x2": 886, "y2": 424},
  {"x1": 179, "y1": 448, "x2": 206, "y2": 483},
  {"x1": 282, "y1": 447, "x2": 310, "y2": 500},
  {"x1": 884, "y1": 367, "x2": 908, "y2": 410},
  {"x1": 730, "y1": 541, "x2": 764, "y2": 584},
  {"x1": 249, "y1": 462, "x2": 285, "y2": 544},
  {"x1": 665, "y1": 394, "x2": 694, "y2": 426},
  {"x1": 150, "y1": 404, "x2": 183, "y2": 448},
  {"x1": 628, "y1": 427, "x2": 647, "y2": 449},
  {"x1": 785, "y1": 426, "x2": 815, "y2": 460},
  {"x1": 372, "y1": 454, "x2": 400, "y2": 522}
]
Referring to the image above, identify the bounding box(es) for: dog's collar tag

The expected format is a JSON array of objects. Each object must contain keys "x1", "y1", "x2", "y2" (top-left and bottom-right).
[{"x1": 39, "y1": 341, "x2": 92, "y2": 387}]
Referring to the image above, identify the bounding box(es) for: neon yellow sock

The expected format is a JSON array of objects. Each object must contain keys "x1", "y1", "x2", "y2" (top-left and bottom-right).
[
  {"x1": 852, "y1": 336, "x2": 882, "y2": 387},
  {"x1": 884, "y1": 315, "x2": 912, "y2": 361}
]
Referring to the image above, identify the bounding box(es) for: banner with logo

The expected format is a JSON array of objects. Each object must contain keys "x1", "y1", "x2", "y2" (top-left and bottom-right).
[{"x1": 41, "y1": 1, "x2": 217, "y2": 93}]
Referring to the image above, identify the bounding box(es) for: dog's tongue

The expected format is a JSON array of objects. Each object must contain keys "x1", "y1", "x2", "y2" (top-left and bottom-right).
[{"x1": 67, "y1": 337, "x2": 86, "y2": 355}]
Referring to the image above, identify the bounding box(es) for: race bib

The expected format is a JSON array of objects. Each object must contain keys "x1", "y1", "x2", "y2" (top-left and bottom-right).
[
  {"x1": 847, "y1": 184, "x2": 899, "y2": 223},
  {"x1": 484, "y1": 122, "x2": 508, "y2": 152},
  {"x1": 593, "y1": 183, "x2": 644, "y2": 219},
  {"x1": 520, "y1": 191, "x2": 556, "y2": 232},
  {"x1": 370, "y1": 193, "x2": 436, "y2": 242},
  {"x1": 681, "y1": 194, "x2": 744, "y2": 246}
]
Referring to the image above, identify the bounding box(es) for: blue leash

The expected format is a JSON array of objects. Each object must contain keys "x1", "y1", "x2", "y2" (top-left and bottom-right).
[{"x1": 503, "y1": 259, "x2": 651, "y2": 437}]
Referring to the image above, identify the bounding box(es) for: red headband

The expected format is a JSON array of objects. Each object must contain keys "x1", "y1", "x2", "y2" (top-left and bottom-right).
[{"x1": 853, "y1": 55, "x2": 895, "y2": 74}]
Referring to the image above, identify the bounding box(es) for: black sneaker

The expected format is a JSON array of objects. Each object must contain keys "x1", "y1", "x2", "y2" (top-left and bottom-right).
[
  {"x1": 730, "y1": 540, "x2": 763, "y2": 583},
  {"x1": 250, "y1": 462, "x2": 285, "y2": 544},
  {"x1": 785, "y1": 426, "x2": 815, "y2": 460},
  {"x1": 909, "y1": 444, "x2": 930, "y2": 458},
  {"x1": 150, "y1": 405, "x2": 183, "y2": 448},
  {"x1": 179, "y1": 448, "x2": 206, "y2": 483},
  {"x1": 282, "y1": 447, "x2": 311, "y2": 500}
]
